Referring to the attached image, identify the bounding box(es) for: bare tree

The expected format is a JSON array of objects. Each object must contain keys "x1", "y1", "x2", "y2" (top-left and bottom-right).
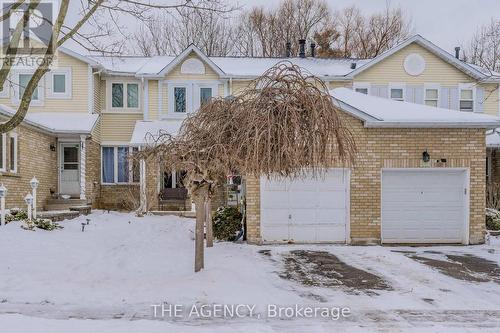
[
  {"x1": 0, "y1": 0, "x2": 232, "y2": 134},
  {"x1": 464, "y1": 19, "x2": 500, "y2": 74}
]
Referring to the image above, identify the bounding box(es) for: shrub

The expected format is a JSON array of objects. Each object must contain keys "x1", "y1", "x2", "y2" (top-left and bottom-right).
[
  {"x1": 6, "y1": 209, "x2": 28, "y2": 223},
  {"x1": 212, "y1": 206, "x2": 243, "y2": 241},
  {"x1": 33, "y1": 218, "x2": 63, "y2": 231},
  {"x1": 486, "y1": 208, "x2": 500, "y2": 231}
]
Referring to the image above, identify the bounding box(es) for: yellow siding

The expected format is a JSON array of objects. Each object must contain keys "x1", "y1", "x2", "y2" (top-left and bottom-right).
[
  {"x1": 232, "y1": 80, "x2": 252, "y2": 95},
  {"x1": 100, "y1": 113, "x2": 143, "y2": 142},
  {"x1": 355, "y1": 43, "x2": 472, "y2": 84},
  {"x1": 482, "y1": 83, "x2": 499, "y2": 116},
  {"x1": 0, "y1": 50, "x2": 90, "y2": 112},
  {"x1": 328, "y1": 81, "x2": 352, "y2": 90},
  {"x1": 166, "y1": 52, "x2": 219, "y2": 81},
  {"x1": 148, "y1": 80, "x2": 158, "y2": 120}
]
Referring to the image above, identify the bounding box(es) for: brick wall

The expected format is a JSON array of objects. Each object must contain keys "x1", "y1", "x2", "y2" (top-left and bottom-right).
[
  {"x1": 245, "y1": 113, "x2": 486, "y2": 245},
  {"x1": 0, "y1": 125, "x2": 57, "y2": 209}
]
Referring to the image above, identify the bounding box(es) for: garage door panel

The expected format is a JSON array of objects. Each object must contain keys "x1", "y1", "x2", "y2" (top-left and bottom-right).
[
  {"x1": 382, "y1": 169, "x2": 467, "y2": 244},
  {"x1": 260, "y1": 169, "x2": 348, "y2": 243}
]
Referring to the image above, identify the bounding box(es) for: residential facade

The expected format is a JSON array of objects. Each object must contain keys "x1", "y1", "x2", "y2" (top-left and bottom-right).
[{"x1": 1, "y1": 35, "x2": 499, "y2": 244}]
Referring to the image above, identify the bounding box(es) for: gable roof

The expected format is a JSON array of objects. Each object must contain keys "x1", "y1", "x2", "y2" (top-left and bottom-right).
[
  {"x1": 347, "y1": 35, "x2": 497, "y2": 81},
  {"x1": 330, "y1": 87, "x2": 500, "y2": 128}
]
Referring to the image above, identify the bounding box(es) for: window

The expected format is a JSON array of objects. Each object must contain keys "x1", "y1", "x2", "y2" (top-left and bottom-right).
[
  {"x1": 200, "y1": 87, "x2": 212, "y2": 105},
  {"x1": 127, "y1": 83, "x2": 139, "y2": 108},
  {"x1": 112, "y1": 83, "x2": 124, "y2": 108},
  {"x1": 0, "y1": 134, "x2": 5, "y2": 172},
  {"x1": 459, "y1": 87, "x2": 474, "y2": 112},
  {"x1": 9, "y1": 133, "x2": 17, "y2": 173},
  {"x1": 162, "y1": 170, "x2": 187, "y2": 189},
  {"x1": 53, "y1": 74, "x2": 66, "y2": 93},
  {"x1": 174, "y1": 87, "x2": 187, "y2": 113},
  {"x1": 19, "y1": 73, "x2": 38, "y2": 100},
  {"x1": 47, "y1": 69, "x2": 71, "y2": 99},
  {"x1": 102, "y1": 146, "x2": 140, "y2": 184},
  {"x1": 390, "y1": 88, "x2": 404, "y2": 101},
  {"x1": 131, "y1": 147, "x2": 140, "y2": 183},
  {"x1": 425, "y1": 88, "x2": 439, "y2": 107},
  {"x1": 355, "y1": 88, "x2": 368, "y2": 95}
]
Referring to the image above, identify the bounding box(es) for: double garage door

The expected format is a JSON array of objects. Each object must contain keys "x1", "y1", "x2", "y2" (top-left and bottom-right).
[{"x1": 260, "y1": 168, "x2": 468, "y2": 244}]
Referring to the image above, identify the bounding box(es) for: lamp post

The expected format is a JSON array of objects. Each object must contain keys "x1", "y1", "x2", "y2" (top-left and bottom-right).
[
  {"x1": 0, "y1": 184, "x2": 6, "y2": 226},
  {"x1": 30, "y1": 177, "x2": 39, "y2": 219},
  {"x1": 24, "y1": 193, "x2": 33, "y2": 223}
]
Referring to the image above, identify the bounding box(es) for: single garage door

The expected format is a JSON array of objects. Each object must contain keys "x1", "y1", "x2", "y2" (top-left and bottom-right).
[
  {"x1": 260, "y1": 169, "x2": 349, "y2": 243},
  {"x1": 381, "y1": 169, "x2": 468, "y2": 244}
]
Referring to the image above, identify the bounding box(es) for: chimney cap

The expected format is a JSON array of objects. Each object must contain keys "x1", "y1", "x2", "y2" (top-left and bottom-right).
[
  {"x1": 298, "y1": 39, "x2": 306, "y2": 58},
  {"x1": 350, "y1": 62, "x2": 357, "y2": 69}
]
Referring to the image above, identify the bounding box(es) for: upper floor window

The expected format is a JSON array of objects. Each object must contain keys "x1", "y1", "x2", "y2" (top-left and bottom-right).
[
  {"x1": 174, "y1": 87, "x2": 187, "y2": 113},
  {"x1": 111, "y1": 82, "x2": 139, "y2": 109},
  {"x1": 425, "y1": 88, "x2": 439, "y2": 107},
  {"x1": 353, "y1": 82, "x2": 370, "y2": 95},
  {"x1": 355, "y1": 88, "x2": 368, "y2": 95},
  {"x1": 19, "y1": 73, "x2": 39, "y2": 101},
  {"x1": 47, "y1": 68, "x2": 71, "y2": 99},
  {"x1": 200, "y1": 87, "x2": 212, "y2": 105},
  {"x1": 390, "y1": 88, "x2": 404, "y2": 101},
  {"x1": 459, "y1": 87, "x2": 474, "y2": 112}
]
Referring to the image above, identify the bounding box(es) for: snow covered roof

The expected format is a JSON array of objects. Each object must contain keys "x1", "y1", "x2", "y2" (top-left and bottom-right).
[
  {"x1": 0, "y1": 105, "x2": 99, "y2": 135},
  {"x1": 331, "y1": 88, "x2": 500, "y2": 128},
  {"x1": 130, "y1": 120, "x2": 183, "y2": 145}
]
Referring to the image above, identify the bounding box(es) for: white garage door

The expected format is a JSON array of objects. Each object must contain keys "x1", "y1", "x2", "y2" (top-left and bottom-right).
[
  {"x1": 260, "y1": 169, "x2": 349, "y2": 243},
  {"x1": 381, "y1": 169, "x2": 468, "y2": 244}
]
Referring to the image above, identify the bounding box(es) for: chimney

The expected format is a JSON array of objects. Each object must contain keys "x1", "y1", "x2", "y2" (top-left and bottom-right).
[
  {"x1": 285, "y1": 42, "x2": 291, "y2": 57},
  {"x1": 310, "y1": 42, "x2": 316, "y2": 58},
  {"x1": 298, "y1": 39, "x2": 306, "y2": 58},
  {"x1": 350, "y1": 62, "x2": 357, "y2": 69},
  {"x1": 455, "y1": 46, "x2": 460, "y2": 60}
]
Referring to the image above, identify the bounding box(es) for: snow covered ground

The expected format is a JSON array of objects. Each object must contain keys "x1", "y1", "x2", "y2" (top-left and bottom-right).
[{"x1": 0, "y1": 211, "x2": 499, "y2": 332}]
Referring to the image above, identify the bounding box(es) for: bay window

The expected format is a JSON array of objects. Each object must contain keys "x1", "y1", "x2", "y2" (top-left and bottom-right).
[
  {"x1": 102, "y1": 146, "x2": 140, "y2": 184},
  {"x1": 390, "y1": 88, "x2": 404, "y2": 101}
]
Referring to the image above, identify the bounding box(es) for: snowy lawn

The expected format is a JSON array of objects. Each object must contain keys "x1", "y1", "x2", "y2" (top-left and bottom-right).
[{"x1": 0, "y1": 211, "x2": 500, "y2": 332}]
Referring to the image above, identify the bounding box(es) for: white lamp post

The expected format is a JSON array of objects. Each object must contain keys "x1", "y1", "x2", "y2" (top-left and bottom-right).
[
  {"x1": 30, "y1": 177, "x2": 39, "y2": 219},
  {"x1": 0, "y1": 184, "x2": 7, "y2": 226},
  {"x1": 24, "y1": 193, "x2": 33, "y2": 223}
]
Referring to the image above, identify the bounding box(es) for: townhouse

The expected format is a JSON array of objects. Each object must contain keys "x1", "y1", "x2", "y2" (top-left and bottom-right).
[{"x1": 1, "y1": 34, "x2": 500, "y2": 244}]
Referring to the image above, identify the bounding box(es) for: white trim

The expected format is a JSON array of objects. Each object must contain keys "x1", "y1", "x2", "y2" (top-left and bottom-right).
[
  {"x1": 0, "y1": 133, "x2": 6, "y2": 172},
  {"x1": 166, "y1": 82, "x2": 192, "y2": 119},
  {"x1": 12, "y1": 70, "x2": 44, "y2": 106},
  {"x1": 388, "y1": 83, "x2": 406, "y2": 101},
  {"x1": 158, "y1": 80, "x2": 163, "y2": 116},
  {"x1": 424, "y1": 83, "x2": 440, "y2": 107},
  {"x1": 88, "y1": 65, "x2": 93, "y2": 113},
  {"x1": 156, "y1": 44, "x2": 225, "y2": 78},
  {"x1": 46, "y1": 68, "x2": 72, "y2": 99},
  {"x1": 0, "y1": 76, "x2": 9, "y2": 98},
  {"x1": 459, "y1": 83, "x2": 476, "y2": 112},
  {"x1": 143, "y1": 79, "x2": 149, "y2": 120},
  {"x1": 352, "y1": 82, "x2": 371, "y2": 95},
  {"x1": 8, "y1": 132, "x2": 17, "y2": 174},
  {"x1": 193, "y1": 82, "x2": 219, "y2": 110},
  {"x1": 79, "y1": 135, "x2": 86, "y2": 199},
  {"x1": 348, "y1": 35, "x2": 487, "y2": 80},
  {"x1": 106, "y1": 78, "x2": 142, "y2": 111},
  {"x1": 380, "y1": 168, "x2": 469, "y2": 245}
]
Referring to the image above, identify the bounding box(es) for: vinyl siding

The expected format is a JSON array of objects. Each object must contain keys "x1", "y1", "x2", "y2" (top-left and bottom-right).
[
  {"x1": 166, "y1": 52, "x2": 220, "y2": 81},
  {"x1": 0, "y1": 51, "x2": 90, "y2": 112},
  {"x1": 148, "y1": 80, "x2": 159, "y2": 120},
  {"x1": 100, "y1": 113, "x2": 143, "y2": 142}
]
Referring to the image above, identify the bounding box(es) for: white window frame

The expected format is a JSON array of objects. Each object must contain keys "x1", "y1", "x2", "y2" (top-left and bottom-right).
[
  {"x1": 101, "y1": 146, "x2": 139, "y2": 185},
  {"x1": 12, "y1": 70, "x2": 44, "y2": 106},
  {"x1": 459, "y1": 83, "x2": 475, "y2": 112},
  {"x1": 0, "y1": 77, "x2": 10, "y2": 98},
  {"x1": 353, "y1": 82, "x2": 371, "y2": 95},
  {"x1": 194, "y1": 82, "x2": 219, "y2": 110},
  {"x1": 9, "y1": 132, "x2": 17, "y2": 173},
  {"x1": 424, "y1": 84, "x2": 440, "y2": 108},
  {"x1": 166, "y1": 81, "x2": 192, "y2": 119},
  {"x1": 0, "y1": 133, "x2": 6, "y2": 172},
  {"x1": 107, "y1": 79, "x2": 141, "y2": 111},
  {"x1": 388, "y1": 83, "x2": 405, "y2": 102},
  {"x1": 47, "y1": 68, "x2": 72, "y2": 99}
]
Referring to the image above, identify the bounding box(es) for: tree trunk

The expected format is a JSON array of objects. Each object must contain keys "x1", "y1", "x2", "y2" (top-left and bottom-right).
[
  {"x1": 205, "y1": 197, "x2": 213, "y2": 247},
  {"x1": 194, "y1": 193, "x2": 205, "y2": 272}
]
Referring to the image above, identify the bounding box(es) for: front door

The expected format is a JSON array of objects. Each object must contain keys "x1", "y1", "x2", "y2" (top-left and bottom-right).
[{"x1": 60, "y1": 143, "x2": 80, "y2": 196}]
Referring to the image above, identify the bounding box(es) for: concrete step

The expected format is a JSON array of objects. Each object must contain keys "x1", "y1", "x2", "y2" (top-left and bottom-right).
[{"x1": 46, "y1": 198, "x2": 88, "y2": 205}]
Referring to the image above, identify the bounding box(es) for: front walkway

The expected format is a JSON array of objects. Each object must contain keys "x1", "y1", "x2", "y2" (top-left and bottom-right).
[{"x1": 0, "y1": 211, "x2": 499, "y2": 332}]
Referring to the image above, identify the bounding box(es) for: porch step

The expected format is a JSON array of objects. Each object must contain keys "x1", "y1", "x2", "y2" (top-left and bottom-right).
[
  {"x1": 150, "y1": 211, "x2": 196, "y2": 218},
  {"x1": 44, "y1": 199, "x2": 89, "y2": 211}
]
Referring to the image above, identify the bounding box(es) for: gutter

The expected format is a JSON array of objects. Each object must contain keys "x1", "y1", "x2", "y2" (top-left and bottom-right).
[{"x1": 364, "y1": 121, "x2": 500, "y2": 129}]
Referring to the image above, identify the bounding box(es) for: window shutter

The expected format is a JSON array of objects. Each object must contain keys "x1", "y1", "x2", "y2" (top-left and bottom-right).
[
  {"x1": 414, "y1": 85, "x2": 424, "y2": 104},
  {"x1": 375, "y1": 85, "x2": 388, "y2": 98},
  {"x1": 370, "y1": 86, "x2": 380, "y2": 97},
  {"x1": 439, "y1": 87, "x2": 449, "y2": 109},
  {"x1": 405, "y1": 87, "x2": 414, "y2": 103},
  {"x1": 475, "y1": 87, "x2": 485, "y2": 113},
  {"x1": 450, "y1": 87, "x2": 459, "y2": 110}
]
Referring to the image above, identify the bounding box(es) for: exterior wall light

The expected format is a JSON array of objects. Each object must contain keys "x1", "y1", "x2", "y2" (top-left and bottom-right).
[
  {"x1": 422, "y1": 150, "x2": 430, "y2": 163},
  {"x1": 24, "y1": 193, "x2": 33, "y2": 222},
  {"x1": 30, "y1": 177, "x2": 39, "y2": 219}
]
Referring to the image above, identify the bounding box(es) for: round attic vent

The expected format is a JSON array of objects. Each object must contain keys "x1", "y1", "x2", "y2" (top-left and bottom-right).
[
  {"x1": 180, "y1": 58, "x2": 206, "y2": 75},
  {"x1": 404, "y1": 53, "x2": 426, "y2": 76}
]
